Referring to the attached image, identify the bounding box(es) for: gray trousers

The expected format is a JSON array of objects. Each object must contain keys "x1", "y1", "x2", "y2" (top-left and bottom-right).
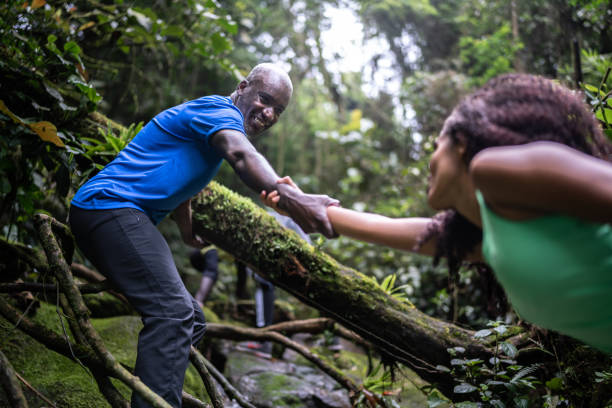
[{"x1": 69, "y1": 206, "x2": 206, "y2": 408}]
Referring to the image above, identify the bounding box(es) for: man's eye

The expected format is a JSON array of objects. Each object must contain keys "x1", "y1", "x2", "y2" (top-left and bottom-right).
[{"x1": 260, "y1": 94, "x2": 270, "y2": 104}]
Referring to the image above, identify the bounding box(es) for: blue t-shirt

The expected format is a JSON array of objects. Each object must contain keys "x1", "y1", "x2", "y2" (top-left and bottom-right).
[{"x1": 72, "y1": 95, "x2": 245, "y2": 224}]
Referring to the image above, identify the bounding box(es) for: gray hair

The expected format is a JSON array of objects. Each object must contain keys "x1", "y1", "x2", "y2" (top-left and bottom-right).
[{"x1": 246, "y1": 63, "x2": 293, "y2": 92}]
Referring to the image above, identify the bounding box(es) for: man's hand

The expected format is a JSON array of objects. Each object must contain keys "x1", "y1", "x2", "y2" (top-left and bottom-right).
[{"x1": 261, "y1": 177, "x2": 340, "y2": 238}]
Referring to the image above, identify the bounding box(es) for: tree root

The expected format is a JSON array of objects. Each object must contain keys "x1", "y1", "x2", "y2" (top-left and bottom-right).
[
  {"x1": 0, "y1": 281, "x2": 112, "y2": 295},
  {"x1": 71, "y1": 262, "x2": 130, "y2": 306},
  {"x1": 189, "y1": 347, "x2": 224, "y2": 408},
  {"x1": 0, "y1": 348, "x2": 29, "y2": 408},
  {"x1": 262, "y1": 317, "x2": 372, "y2": 349},
  {"x1": 192, "y1": 347, "x2": 257, "y2": 408}
]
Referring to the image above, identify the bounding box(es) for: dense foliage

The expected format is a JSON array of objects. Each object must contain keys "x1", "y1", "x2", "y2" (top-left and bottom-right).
[{"x1": 0, "y1": 0, "x2": 237, "y2": 242}]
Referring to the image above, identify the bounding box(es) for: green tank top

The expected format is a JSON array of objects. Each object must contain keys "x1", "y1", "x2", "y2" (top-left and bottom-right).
[{"x1": 476, "y1": 191, "x2": 612, "y2": 354}]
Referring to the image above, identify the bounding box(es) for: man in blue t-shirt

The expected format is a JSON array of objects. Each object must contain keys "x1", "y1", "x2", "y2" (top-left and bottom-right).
[{"x1": 69, "y1": 63, "x2": 338, "y2": 408}]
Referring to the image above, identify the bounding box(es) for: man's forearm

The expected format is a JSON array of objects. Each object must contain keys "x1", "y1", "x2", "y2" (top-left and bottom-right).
[
  {"x1": 230, "y1": 148, "x2": 281, "y2": 195},
  {"x1": 230, "y1": 150, "x2": 314, "y2": 215},
  {"x1": 210, "y1": 129, "x2": 338, "y2": 236}
]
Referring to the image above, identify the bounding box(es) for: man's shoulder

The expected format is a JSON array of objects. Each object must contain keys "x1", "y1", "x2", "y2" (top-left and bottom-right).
[
  {"x1": 189, "y1": 95, "x2": 234, "y2": 108},
  {"x1": 182, "y1": 95, "x2": 242, "y2": 118}
]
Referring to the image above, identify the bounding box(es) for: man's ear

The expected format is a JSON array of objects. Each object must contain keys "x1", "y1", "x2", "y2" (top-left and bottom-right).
[{"x1": 236, "y1": 80, "x2": 249, "y2": 95}]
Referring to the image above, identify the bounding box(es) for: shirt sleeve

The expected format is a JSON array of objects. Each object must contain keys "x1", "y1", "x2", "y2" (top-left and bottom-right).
[{"x1": 190, "y1": 102, "x2": 245, "y2": 143}]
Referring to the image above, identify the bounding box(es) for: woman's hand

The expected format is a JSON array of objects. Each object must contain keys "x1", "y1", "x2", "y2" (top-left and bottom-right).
[{"x1": 260, "y1": 176, "x2": 302, "y2": 215}]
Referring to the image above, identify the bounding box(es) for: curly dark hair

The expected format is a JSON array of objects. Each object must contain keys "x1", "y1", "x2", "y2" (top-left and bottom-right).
[{"x1": 418, "y1": 73, "x2": 611, "y2": 315}]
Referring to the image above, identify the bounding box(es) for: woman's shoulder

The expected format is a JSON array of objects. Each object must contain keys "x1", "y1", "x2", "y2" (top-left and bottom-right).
[{"x1": 471, "y1": 142, "x2": 612, "y2": 223}]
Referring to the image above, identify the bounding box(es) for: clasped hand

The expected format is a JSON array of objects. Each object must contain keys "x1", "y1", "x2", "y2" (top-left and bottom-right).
[{"x1": 261, "y1": 176, "x2": 339, "y2": 238}]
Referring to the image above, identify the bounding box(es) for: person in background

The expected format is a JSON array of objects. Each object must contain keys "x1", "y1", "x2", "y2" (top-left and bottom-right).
[
  {"x1": 264, "y1": 73, "x2": 612, "y2": 354},
  {"x1": 190, "y1": 247, "x2": 219, "y2": 308},
  {"x1": 69, "y1": 63, "x2": 338, "y2": 407}
]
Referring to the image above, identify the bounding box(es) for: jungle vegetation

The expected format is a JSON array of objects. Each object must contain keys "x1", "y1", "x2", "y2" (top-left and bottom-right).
[{"x1": 1, "y1": 0, "x2": 612, "y2": 407}]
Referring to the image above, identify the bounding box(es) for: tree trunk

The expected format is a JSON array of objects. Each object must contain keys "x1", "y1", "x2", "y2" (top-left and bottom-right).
[{"x1": 191, "y1": 182, "x2": 510, "y2": 395}]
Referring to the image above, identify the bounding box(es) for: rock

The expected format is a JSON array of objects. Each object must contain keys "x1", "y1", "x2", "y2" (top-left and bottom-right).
[{"x1": 224, "y1": 348, "x2": 351, "y2": 408}]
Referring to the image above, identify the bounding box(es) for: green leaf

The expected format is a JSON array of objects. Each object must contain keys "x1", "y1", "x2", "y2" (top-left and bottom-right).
[
  {"x1": 455, "y1": 403, "x2": 479, "y2": 408},
  {"x1": 453, "y1": 383, "x2": 477, "y2": 393},
  {"x1": 68, "y1": 75, "x2": 102, "y2": 104},
  {"x1": 43, "y1": 83, "x2": 64, "y2": 102},
  {"x1": 464, "y1": 358, "x2": 483, "y2": 366},
  {"x1": 127, "y1": 8, "x2": 152, "y2": 31},
  {"x1": 545, "y1": 377, "x2": 563, "y2": 390},
  {"x1": 499, "y1": 341, "x2": 518, "y2": 358},
  {"x1": 161, "y1": 25, "x2": 184, "y2": 37},
  {"x1": 595, "y1": 107, "x2": 612, "y2": 123},
  {"x1": 513, "y1": 397, "x2": 529, "y2": 408},
  {"x1": 380, "y1": 273, "x2": 395, "y2": 291},
  {"x1": 46, "y1": 36, "x2": 61, "y2": 55},
  {"x1": 474, "y1": 329, "x2": 492, "y2": 338},
  {"x1": 426, "y1": 390, "x2": 448, "y2": 408},
  {"x1": 217, "y1": 18, "x2": 238, "y2": 35},
  {"x1": 210, "y1": 32, "x2": 229, "y2": 53},
  {"x1": 64, "y1": 41, "x2": 82, "y2": 57},
  {"x1": 59, "y1": 102, "x2": 77, "y2": 112}
]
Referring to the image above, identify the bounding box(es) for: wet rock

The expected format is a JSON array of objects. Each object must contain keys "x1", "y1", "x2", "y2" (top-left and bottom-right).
[{"x1": 225, "y1": 349, "x2": 351, "y2": 408}]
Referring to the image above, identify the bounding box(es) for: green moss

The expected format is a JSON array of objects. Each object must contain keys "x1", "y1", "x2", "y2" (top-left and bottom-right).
[
  {"x1": 0, "y1": 303, "x2": 110, "y2": 407},
  {"x1": 0, "y1": 303, "x2": 210, "y2": 407},
  {"x1": 253, "y1": 372, "x2": 303, "y2": 405},
  {"x1": 201, "y1": 305, "x2": 220, "y2": 324}
]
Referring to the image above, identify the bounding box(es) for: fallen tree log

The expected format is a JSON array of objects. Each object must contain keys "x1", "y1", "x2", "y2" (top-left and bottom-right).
[{"x1": 191, "y1": 182, "x2": 515, "y2": 395}]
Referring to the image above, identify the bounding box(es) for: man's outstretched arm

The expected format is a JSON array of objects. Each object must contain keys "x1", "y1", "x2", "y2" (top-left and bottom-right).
[{"x1": 209, "y1": 129, "x2": 338, "y2": 237}]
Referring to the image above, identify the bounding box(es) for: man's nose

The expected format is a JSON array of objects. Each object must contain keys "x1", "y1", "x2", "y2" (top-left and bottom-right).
[{"x1": 263, "y1": 106, "x2": 276, "y2": 122}]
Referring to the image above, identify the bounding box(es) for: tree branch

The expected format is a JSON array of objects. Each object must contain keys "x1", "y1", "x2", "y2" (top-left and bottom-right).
[
  {"x1": 189, "y1": 347, "x2": 224, "y2": 408},
  {"x1": 0, "y1": 349, "x2": 29, "y2": 408},
  {"x1": 261, "y1": 317, "x2": 372, "y2": 349},
  {"x1": 192, "y1": 349, "x2": 256, "y2": 408},
  {"x1": 0, "y1": 281, "x2": 112, "y2": 295}
]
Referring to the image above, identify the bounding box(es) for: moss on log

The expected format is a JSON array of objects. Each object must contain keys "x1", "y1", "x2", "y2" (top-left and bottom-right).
[{"x1": 192, "y1": 182, "x2": 499, "y2": 392}]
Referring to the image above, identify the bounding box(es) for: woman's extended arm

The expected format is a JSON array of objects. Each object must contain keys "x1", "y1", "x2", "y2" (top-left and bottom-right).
[
  {"x1": 261, "y1": 176, "x2": 437, "y2": 256},
  {"x1": 262, "y1": 177, "x2": 484, "y2": 261},
  {"x1": 470, "y1": 141, "x2": 612, "y2": 223},
  {"x1": 326, "y1": 206, "x2": 437, "y2": 255}
]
